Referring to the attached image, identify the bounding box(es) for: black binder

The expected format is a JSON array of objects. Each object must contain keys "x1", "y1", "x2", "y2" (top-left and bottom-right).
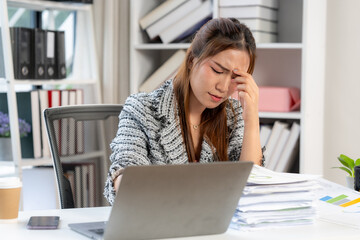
[
  {"x1": 10, "y1": 27, "x2": 34, "y2": 79},
  {"x1": 45, "y1": 30, "x2": 56, "y2": 79},
  {"x1": 34, "y1": 28, "x2": 46, "y2": 79},
  {"x1": 55, "y1": 31, "x2": 66, "y2": 79}
]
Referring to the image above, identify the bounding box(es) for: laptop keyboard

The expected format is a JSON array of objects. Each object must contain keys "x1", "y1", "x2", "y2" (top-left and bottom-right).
[{"x1": 89, "y1": 228, "x2": 104, "y2": 235}]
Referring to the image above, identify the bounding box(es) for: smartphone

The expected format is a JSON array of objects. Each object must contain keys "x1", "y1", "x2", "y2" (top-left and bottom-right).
[{"x1": 27, "y1": 216, "x2": 60, "y2": 230}]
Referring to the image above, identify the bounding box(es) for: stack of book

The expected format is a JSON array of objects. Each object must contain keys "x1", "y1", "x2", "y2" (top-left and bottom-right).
[
  {"x1": 0, "y1": 88, "x2": 84, "y2": 159},
  {"x1": 260, "y1": 121, "x2": 300, "y2": 172},
  {"x1": 231, "y1": 165, "x2": 321, "y2": 230},
  {"x1": 218, "y1": 0, "x2": 278, "y2": 43},
  {"x1": 63, "y1": 161, "x2": 96, "y2": 208},
  {"x1": 139, "y1": 49, "x2": 186, "y2": 93},
  {"x1": 139, "y1": 0, "x2": 212, "y2": 44}
]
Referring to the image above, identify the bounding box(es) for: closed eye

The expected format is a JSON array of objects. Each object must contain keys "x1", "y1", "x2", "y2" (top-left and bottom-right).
[{"x1": 211, "y1": 67, "x2": 223, "y2": 74}]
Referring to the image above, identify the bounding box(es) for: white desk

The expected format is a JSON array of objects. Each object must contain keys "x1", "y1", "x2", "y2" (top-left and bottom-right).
[{"x1": 1, "y1": 207, "x2": 359, "y2": 240}]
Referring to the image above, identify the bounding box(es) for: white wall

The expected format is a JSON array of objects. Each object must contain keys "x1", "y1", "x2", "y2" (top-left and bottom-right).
[{"x1": 323, "y1": 0, "x2": 360, "y2": 185}]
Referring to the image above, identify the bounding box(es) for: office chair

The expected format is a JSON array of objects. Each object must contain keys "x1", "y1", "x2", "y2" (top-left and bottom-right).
[{"x1": 44, "y1": 104, "x2": 123, "y2": 209}]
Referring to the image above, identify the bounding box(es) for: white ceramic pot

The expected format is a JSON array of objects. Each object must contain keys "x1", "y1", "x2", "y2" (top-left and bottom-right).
[
  {"x1": 346, "y1": 175, "x2": 354, "y2": 189},
  {"x1": 0, "y1": 138, "x2": 12, "y2": 161}
]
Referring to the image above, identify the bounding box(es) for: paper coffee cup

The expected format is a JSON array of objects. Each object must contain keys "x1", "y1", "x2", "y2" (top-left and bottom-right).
[{"x1": 0, "y1": 177, "x2": 22, "y2": 220}]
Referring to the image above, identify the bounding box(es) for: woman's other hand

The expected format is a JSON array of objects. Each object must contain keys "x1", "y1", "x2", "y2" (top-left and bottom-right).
[
  {"x1": 231, "y1": 69, "x2": 259, "y2": 125},
  {"x1": 114, "y1": 175, "x2": 122, "y2": 192}
]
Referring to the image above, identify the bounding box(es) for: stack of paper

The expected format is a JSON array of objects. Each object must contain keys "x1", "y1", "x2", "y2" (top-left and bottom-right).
[{"x1": 231, "y1": 166, "x2": 321, "y2": 230}]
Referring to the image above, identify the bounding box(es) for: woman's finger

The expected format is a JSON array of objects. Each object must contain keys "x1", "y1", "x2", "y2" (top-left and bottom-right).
[
  {"x1": 236, "y1": 81, "x2": 257, "y2": 102},
  {"x1": 232, "y1": 70, "x2": 258, "y2": 96}
]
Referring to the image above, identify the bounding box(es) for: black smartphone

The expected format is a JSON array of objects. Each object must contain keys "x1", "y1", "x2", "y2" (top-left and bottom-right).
[{"x1": 27, "y1": 216, "x2": 60, "y2": 230}]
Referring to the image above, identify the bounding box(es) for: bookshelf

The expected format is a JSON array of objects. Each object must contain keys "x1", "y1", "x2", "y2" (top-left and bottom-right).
[
  {"x1": 130, "y1": 0, "x2": 327, "y2": 175},
  {"x1": 0, "y1": 0, "x2": 108, "y2": 206}
]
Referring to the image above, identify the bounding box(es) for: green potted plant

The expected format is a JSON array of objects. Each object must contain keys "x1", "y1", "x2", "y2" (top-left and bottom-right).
[{"x1": 333, "y1": 154, "x2": 360, "y2": 189}]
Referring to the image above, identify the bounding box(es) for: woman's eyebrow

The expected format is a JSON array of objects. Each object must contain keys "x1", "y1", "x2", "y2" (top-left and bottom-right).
[{"x1": 212, "y1": 60, "x2": 230, "y2": 72}]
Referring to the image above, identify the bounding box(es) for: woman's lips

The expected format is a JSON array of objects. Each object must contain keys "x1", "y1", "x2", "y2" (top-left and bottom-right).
[{"x1": 209, "y1": 93, "x2": 222, "y2": 102}]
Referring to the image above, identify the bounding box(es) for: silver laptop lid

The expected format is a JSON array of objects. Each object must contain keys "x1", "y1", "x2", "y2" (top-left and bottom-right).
[{"x1": 104, "y1": 161, "x2": 253, "y2": 240}]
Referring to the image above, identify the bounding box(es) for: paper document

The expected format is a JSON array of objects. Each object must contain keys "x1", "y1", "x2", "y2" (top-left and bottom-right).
[
  {"x1": 244, "y1": 181, "x2": 321, "y2": 195},
  {"x1": 248, "y1": 165, "x2": 319, "y2": 185},
  {"x1": 240, "y1": 191, "x2": 315, "y2": 205},
  {"x1": 316, "y1": 178, "x2": 360, "y2": 229}
]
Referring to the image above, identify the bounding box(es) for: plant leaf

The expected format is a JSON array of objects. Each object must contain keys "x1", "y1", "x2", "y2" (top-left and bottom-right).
[
  {"x1": 355, "y1": 158, "x2": 360, "y2": 166},
  {"x1": 332, "y1": 167, "x2": 353, "y2": 176},
  {"x1": 337, "y1": 156, "x2": 351, "y2": 169},
  {"x1": 339, "y1": 154, "x2": 354, "y2": 161},
  {"x1": 339, "y1": 154, "x2": 355, "y2": 170}
]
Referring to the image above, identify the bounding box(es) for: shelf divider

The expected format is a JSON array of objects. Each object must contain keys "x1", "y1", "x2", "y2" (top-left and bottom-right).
[{"x1": 259, "y1": 111, "x2": 301, "y2": 120}]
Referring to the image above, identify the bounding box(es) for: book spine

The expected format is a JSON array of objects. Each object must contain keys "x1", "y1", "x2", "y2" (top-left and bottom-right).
[
  {"x1": 67, "y1": 90, "x2": 76, "y2": 155},
  {"x1": 31, "y1": 91, "x2": 42, "y2": 158},
  {"x1": 39, "y1": 90, "x2": 51, "y2": 158}
]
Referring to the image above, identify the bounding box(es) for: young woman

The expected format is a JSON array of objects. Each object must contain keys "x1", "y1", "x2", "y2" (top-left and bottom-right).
[{"x1": 104, "y1": 18, "x2": 263, "y2": 205}]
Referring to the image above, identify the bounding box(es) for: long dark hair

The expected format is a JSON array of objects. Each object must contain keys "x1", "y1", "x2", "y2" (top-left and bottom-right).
[{"x1": 173, "y1": 18, "x2": 256, "y2": 162}]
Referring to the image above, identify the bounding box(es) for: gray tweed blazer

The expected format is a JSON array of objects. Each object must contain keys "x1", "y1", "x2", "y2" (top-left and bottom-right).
[{"x1": 104, "y1": 80, "x2": 244, "y2": 204}]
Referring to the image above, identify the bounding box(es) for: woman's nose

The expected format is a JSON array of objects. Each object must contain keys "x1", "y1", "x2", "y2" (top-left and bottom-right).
[{"x1": 216, "y1": 76, "x2": 232, "y2": 93}]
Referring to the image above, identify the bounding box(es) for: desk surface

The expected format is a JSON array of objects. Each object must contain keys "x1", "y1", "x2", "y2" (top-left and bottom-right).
[{"x1": 1, "y1": 207, "x2": 359, "y2": 240}]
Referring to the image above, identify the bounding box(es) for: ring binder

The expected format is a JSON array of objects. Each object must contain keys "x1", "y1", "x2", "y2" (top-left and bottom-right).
[
  {"x1": 34, "y1": 28, "x2": 46, "y2": 79},
  {"x1": 55, "y1": 31, "x2": 66, "y2": 79},
  {"x1": 10, "y1": 27, "x2": 34, "y2": 79},
  {"x1": 45, "y1": 30, "x2": 56, "y2": 79}
]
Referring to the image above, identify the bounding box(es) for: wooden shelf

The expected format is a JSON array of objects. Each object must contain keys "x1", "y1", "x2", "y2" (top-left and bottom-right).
[
  {"x1": 134, "y1": 43, "x2": 302, "y2": 50},
  {"x1": 60, "y1": 151, "x2": 105, "y2": 163},
  {"x1": 1, "y1": 0, "x2": 105, "y2": 192},
  {"x1": 16, "y1": 151, "x2": 105, "y2": 167},
  {"x1": 12, "y1": 78, "x2": 97, "y2": 85},
  {"x1": 257, "y1": 43, "x2": 303, "y2": 49},
  {"x1": 7, "y1": 0, "x2": 91, "y2": 11},
  {"x1": 1, "y1": 158, "x2": 52, "y2": 168},
  {"x1": 135, "y1": 43, "x2": 190, "y2": 50},
  {"x1": 20, "y1": 158, "x2": 53, "y2": 167},
  {"x1": 0, "y1": 161, "x2": 16, "y2": 177},
  {"x1": 259, "y1": 111, "x2": 301, "y2": 120}
]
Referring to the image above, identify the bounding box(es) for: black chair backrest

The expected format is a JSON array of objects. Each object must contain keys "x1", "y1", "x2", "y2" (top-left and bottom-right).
[{"x1": 44, "y1": 104, "x2": 123, "y2": 209}]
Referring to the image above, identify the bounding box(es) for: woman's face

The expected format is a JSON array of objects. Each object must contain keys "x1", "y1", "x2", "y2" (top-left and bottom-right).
[{"x1": 189, "y1": 49, "x2": 250, "y2": 111}]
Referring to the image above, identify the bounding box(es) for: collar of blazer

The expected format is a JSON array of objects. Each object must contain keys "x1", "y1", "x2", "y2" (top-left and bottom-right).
[{"x1": 155, "y1": 80, "x2": 215, "y2": 164}]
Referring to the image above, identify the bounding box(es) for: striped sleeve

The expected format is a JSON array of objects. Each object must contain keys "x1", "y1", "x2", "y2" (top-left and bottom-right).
[
  {"x1": 103, "y1": 93, "x2": 151, "y2": 204},
  {"x1": 227, "y1": 99, "x2": 244, "y2": 162}
]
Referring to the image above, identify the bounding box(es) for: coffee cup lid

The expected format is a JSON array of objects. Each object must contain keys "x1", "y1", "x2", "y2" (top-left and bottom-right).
[{"x1": 0, "y1": 177, "x2": 22, "y2": 188}]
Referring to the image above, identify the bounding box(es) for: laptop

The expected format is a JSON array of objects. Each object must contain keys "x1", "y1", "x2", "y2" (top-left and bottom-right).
[{"x1": 68, "y1": 161, "x2": 253, "y2": 240}]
